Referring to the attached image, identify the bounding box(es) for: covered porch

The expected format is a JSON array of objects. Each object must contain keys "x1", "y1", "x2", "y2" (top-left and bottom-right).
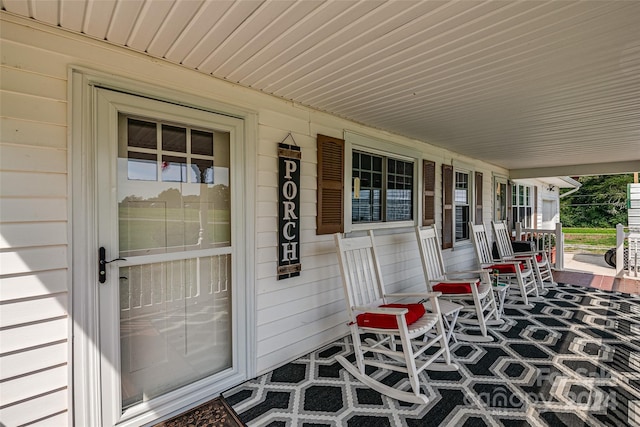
[
  {"x1": 1, "y1": 2, "x2": 640, "y2": 426},
  {"x1": 221, "y1": 274, "x2": 640, "y2": 426}
]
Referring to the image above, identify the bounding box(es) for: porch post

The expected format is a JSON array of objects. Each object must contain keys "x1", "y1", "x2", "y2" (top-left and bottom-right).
[
  {"x1": 616, "y1": 223, "x2": 625, "y2": 277},
  {"x1": 555, "y1": 222, "x2": 564, "y2": 271},
  {"x1": 515, "y1": 222, "x2": 522, "y2": 240}
]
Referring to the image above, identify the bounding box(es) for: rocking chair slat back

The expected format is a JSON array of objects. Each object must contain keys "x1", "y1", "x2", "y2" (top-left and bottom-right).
[
  {"x1": 335, "y1": 232, "x2": 385, "y2": 313},
  {"x1": 492, "y1": 221, "x2": 515, "y2": 259},
  {"x1": 470, "y1": 223, "x2": 494, "y2": 265},
  {"x1": 416, "y1": 226, "x2": 447, "y2": 283}
]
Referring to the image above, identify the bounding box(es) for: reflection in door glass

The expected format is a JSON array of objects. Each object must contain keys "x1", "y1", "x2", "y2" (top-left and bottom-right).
[
  {"x1": 119, "y1": 116, "x2": 231, "y2": 256},
  {"x1": 119, "y1": 255, "x2": 232, "y2": 409},
  {"x1": 162, "y1": 124, "x2": 186, "y2": 153},
  {"x1": 127, "y1": 119, "x2": 156, "y2": 149},
  {"x1": 128, "y1": 152, "x2": 157, "y2": 181},
  {"x1": 161, "y1": 155, "x2": 188, "y2": 183}
]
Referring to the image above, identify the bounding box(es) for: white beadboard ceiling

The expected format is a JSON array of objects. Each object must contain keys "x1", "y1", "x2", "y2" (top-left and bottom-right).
[{"x1": 3, "y1": 0, "x2": 639, "y2": 177}]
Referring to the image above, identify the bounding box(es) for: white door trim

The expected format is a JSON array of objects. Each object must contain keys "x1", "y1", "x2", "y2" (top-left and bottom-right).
[{"x1": 69, "y1": 68, "x2": 257, "y2": 426}]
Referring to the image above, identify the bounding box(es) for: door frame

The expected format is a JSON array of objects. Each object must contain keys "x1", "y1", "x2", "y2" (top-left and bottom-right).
[{"x1": 70, "y1": 68, "x2": 257, "y2": 426}]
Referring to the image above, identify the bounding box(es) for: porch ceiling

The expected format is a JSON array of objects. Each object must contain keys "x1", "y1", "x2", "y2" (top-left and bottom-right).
[{"x1": 4, "y1": 0, "x2": 639, "y2": 177}]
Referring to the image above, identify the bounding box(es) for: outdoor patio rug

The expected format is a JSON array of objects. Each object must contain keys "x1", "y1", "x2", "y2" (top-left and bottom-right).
[
  {"x1": 154, "y1": 396, "x2": 245, "y2": 427},
  {"x1": 224, "y1": 284, "x2": 640, "y2": 426}
]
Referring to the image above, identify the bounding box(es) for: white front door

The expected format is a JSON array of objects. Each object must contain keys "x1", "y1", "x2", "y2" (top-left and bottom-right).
[{"x1": 94, "y1": 88, "x2": 246, "y2": 426}]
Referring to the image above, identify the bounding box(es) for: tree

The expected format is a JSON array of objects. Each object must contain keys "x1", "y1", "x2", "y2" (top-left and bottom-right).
[{"x1": 560, "y1": 174, "x2": 633, "y2": 227}]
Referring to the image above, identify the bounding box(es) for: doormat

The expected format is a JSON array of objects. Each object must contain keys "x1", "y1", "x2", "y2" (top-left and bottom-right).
[{"x1": 154, "y1": 396, "x2": 245, "y2": 427}]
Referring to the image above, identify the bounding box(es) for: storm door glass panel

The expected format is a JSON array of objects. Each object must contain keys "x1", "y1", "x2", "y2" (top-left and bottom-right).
[
  {"x1": 119, "y1": 118, "x2": 231, "y2": 256},
  {"x1": 119, "y1": 255, "x2": 232, "y2": 409},
  {"x1": 117, "y1": 115, "x2": 232, "y2": 410}
]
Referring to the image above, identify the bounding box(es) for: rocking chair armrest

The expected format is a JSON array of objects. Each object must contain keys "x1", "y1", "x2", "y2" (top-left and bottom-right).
[
  {"x1": 352, "y1": 305, "x2": 408, "y2": 315},
  {"x1": 489, "y1": 260, "x2": 520, "y2": 265},
  {"x1": 502, "y1": 255, "x2": 534, "y2": 265},
  {"x1": 445, "y1": 269, "x2": 488, "y2": 276},
  {"x1": 385, "y1": 292, "x2": 442, "y2": 299},
  {"x1": 512, "y1": 250, "x2": 544, "y2": 257},
  {"x1": 429, "y1": 278, "x2": 478, "y2": 285}
]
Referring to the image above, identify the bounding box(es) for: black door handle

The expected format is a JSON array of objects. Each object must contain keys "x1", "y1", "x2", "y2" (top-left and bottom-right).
[{"x1": 99, "y1": 247, "x2": 126, "y2": 284}]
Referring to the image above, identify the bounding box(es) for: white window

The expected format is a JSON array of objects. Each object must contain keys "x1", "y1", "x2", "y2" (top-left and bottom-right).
[
  {"x1": 455, "y1": 170, "x2": 471, "y2": 241},
  {"x1": 345, "y1": 132, "x2": 419, "y2": 231},
  {"x1": 512, "y1": 183, "x2": 534, "y2": 228},
  {"x1": 494, "y1": 176, "x2": 508, "y2": 222},
  {"x1": 351, "y1": 150, "x2": 414, "y2": 224},
  {"x1": 542, "y1": 199, "x2": 555, "y2": 222}
]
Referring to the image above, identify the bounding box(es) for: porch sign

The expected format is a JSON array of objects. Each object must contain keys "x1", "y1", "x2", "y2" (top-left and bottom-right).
[{"x1": 278, "y1": 143, "x2": 302, "y2": 279}]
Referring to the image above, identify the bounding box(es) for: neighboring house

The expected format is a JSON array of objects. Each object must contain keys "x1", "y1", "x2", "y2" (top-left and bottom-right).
[
  {"x1": 509, "y1": 176, "x2": 581, "y2": 231},
  {"x1": 0, "y1": 13, "x2": 612, "y2": 427}
]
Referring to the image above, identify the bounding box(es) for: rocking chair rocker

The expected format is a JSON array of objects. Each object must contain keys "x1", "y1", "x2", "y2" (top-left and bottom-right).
[{"x1": 334, "y1": 231, "x2": 456, "y2": 405}]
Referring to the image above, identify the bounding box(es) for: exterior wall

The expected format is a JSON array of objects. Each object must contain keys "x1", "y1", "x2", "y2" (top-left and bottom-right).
[
  {"x1": 538, "y1": 181, "x2": 561, "y2": 230},
  {"x1": 0, "y1": 14, "x2": 509, "y2": 425},
  {"x1": 513, "y1": 178, "x2": 562, "y2": 231},
  {"x1": 0, "y1": 17, "x2": 71, "y2": 426}
]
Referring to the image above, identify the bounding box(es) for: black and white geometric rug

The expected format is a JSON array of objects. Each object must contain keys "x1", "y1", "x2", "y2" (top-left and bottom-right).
[{"x1": 224, "y1": 284, "x2": 640, "y2": 426}]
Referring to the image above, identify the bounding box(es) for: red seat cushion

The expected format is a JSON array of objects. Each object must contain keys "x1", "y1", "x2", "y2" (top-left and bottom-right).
[
  {"x1": 487, "y1": 263, "x2": 524, "y2": 274},
  {"x1": 432, "y1": 280, "x2": 480, "y2": 294},
  {"x1": 356, "y1": 303, "x2": 426, "y2": 329}
]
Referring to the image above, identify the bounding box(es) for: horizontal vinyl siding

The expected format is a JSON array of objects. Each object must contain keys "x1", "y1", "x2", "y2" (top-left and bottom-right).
[
  {"x1": 0, "y1": 365, "x2": 67, "y2": 407},
  {"x1": 0, "y1": 14, "x2": 511, "y2": 423},
  {"x1": 0, "y1": 342, "x2": 68, "y2": 379},
  {"x1": 0, "y1": 27, "x2": 70, "y2": 427},
  {"x1": 255, "y1": 119, "x2": 346, "y2": 373},
  {"x1": 0, "y1": 389, "x2": 68, "y2": 427}
]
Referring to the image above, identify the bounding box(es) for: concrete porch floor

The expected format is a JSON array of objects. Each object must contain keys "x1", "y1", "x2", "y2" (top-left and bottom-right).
[{"x1": 554, "y1": 251, "x2": 640, "y2": 295}]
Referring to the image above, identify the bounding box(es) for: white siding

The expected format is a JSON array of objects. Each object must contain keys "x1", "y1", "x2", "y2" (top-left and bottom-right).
[
  {"x1": 0, "y1": 13, "x2": 510, "y2": 424},
  {"x1": 0, "y1": 15, "x2": 71, "y2": 426}
]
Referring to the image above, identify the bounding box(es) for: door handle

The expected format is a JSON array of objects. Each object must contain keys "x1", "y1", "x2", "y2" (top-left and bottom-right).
[{"x1": 99, "y1": 247, "x2": 126, "y2": 284}]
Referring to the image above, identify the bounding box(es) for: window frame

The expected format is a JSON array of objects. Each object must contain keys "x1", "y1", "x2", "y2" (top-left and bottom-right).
[
  {"x1": 453, "y1": 167, "x2": 472, "y2": 243},
  {"x1": 442, "y1": 162, "x2": 480, "y2": 249},
  {"x1": 511, "y1": 183, "x2": 534, "y2": 228},
  {"x1": 493, "y1": 175, "x2": 509, "y2": 222},
  {"x1": 344, "y1": 132, "x2": 420, "y2": 232}
]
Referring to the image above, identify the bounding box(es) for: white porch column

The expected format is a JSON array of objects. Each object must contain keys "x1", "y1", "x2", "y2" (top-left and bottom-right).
[
  {"x1": 555, "y1": 222, "x2": 564, "y2": 271},
  {"x1": 616, "y1": 223, "x2": 625, "y2": 277}
]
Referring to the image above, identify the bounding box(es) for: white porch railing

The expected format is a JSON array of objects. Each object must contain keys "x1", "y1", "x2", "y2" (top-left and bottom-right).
[
  {"x1": 615, "y1": 224, "x2": 640, "y2": 277},
  {"x1": 515, "y1": 222, "x2": 564, "y2": 271}
]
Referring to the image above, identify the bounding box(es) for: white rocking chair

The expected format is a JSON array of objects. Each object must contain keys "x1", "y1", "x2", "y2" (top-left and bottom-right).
[
  {"x1": 334, "y1": 231, "x2": 456, "y2": 405},
  {"x1": 415, "y1": 225, "x2": 502, "y2": 342},
  {"x1": 469, "y1": 223, "x2": 538, "y2": 308},
  {"x1": 492, "y1": 221, "x2": 555, "y2": 291}
]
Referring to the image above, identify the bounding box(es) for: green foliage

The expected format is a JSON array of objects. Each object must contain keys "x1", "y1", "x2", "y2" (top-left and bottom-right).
[
  {"x1": 563, "y1": 228, "x2": 617, "y2": 249},
  {"x1": 562, "y1": 228, "x2": 615, "y2": 235},
  {"x1": 560, "y1": 174, "x2": 633, "y2": 228}
]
